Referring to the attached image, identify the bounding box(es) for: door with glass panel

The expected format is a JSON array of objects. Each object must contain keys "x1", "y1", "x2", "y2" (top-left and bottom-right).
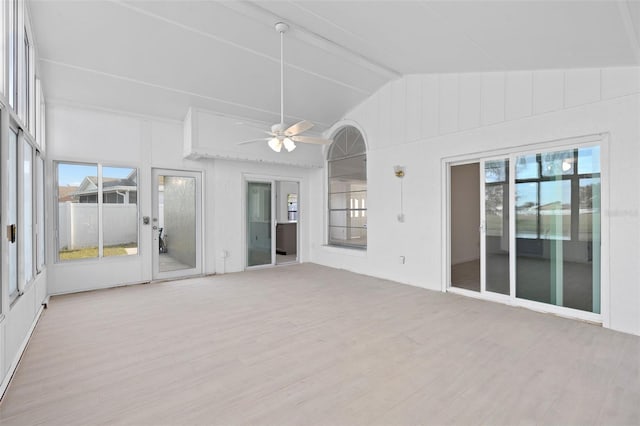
[
  {"x1": 514, "y1": 147, "x2": 601, "y2": 314},
  {"x1": 152, "y1": 169, "x2": 202, "y2": 280},
  {"x1": 246, "y1": 181, "x2": 274, "y2": 267}
]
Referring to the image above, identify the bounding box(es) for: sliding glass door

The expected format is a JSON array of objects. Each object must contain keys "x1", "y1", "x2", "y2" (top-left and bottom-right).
[
  {"x1": 455, "y1": 142, "x2": 602, "y2": 318},
  {"x1": 515, "y1": 147, "x2": 601, "y2": 313}
]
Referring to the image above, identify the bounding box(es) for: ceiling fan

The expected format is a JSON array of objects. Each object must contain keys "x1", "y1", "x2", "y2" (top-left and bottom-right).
[{"x1": 238, "y1": 22, "x2": 332, "y2": 152}]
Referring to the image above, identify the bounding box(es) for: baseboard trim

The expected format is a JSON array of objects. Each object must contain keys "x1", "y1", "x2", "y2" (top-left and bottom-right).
[{"x1": 0, "y1": 304, "x2": 45, "y2": 402}]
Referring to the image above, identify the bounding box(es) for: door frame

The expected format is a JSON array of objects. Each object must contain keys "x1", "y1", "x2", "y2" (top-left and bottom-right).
[
  {"x1": 151, "y1": 168, "x2": 203, "y2": 281},
  {"x1": 442, "y1": 133, "x2": 609, "y2": 325},
  {"x1": 242, "y1": 174, "x2": 302, "y2": 270}
]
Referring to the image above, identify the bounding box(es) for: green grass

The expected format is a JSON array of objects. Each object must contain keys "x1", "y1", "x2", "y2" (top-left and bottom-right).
[{"x1": 59, "y1": 243, "x2": 137, "y2": 260}]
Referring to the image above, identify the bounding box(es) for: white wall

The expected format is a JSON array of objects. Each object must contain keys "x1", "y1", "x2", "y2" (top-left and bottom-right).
[
  {"x1": 46, "y1": 104, "x2": 316, "y2": 292},
  {"x1": 212, "y1": 160, "x2": 312, "y2": 274},
  {"x1": 309, "y1": 66, "x2": 640, "y2": 336},
  {"x1": 46, "y1": 105, "x2": 209, "y2": 294}
]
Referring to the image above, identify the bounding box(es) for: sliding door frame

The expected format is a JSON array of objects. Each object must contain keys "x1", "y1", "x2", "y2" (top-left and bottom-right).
[{"x1": 442, "y1": 133, "x2": 609, "y2": 326}]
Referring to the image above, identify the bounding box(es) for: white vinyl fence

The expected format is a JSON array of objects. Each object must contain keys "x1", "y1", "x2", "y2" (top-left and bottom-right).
[{"x1": 59, "y1": 203, "x2": 137, "y2": 250}]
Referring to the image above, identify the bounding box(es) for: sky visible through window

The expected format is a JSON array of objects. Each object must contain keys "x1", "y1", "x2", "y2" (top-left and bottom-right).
[
  {"x1": 515, "y1": 147, "x2": 599, "y2": 208},
  {"x1": 58, "y1": 164, "x2": 131, "y2": 186}
]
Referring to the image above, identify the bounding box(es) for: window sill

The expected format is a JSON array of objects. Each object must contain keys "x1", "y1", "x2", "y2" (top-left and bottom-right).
[
  {"x1": 54, "y1": 253, "x2": 141, "y2": 265},
  {"x1": 320, "y1": 244, "x2": 367, "y2": 257}
]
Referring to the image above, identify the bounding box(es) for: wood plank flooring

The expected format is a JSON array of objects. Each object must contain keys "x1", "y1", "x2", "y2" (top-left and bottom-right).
[{"x1": 1, "y1": 263, "x2": 638, "y2": 425}]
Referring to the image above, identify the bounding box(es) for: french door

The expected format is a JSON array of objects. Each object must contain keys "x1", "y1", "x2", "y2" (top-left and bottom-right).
[
  {"x1": 151, "y1": 168, "x2": 202, "y2": 280},
  {"x1": 450, "y1": 141, "x2": 603, "y2": 321}
]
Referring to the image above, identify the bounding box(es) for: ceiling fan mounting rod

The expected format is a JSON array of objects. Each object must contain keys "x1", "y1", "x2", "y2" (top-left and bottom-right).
[{"x1": 276, "y1": 22, "x2": 289, "y2": 128}]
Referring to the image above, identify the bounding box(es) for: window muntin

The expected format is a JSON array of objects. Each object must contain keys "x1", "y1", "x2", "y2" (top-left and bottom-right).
[
  {"x1": 57, "y1": 162, "x2": 139, "y2": 261},
  {"x1": 327, "y1": 126, "x2": 367, "y2": 248}
]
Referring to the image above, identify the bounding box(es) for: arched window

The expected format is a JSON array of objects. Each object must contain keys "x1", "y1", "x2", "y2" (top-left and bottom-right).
[{"x1": 327, "y1": 126, "x2": 367, "y2": 248}]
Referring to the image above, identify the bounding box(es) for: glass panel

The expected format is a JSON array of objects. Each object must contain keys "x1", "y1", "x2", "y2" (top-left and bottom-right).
[
  {"x1": 579, "y1": 178, "x2": 600, "y2": 241},
  {"x1": 578, "y1": 146, "x2": 600, "y2": 174},
  {"x1": 541, "y1": 150, "x2": 574, "y2": 177},
  {"x1": 329, "y1": 190, "x2": 367, "y2": 210},
  {"x1": 8, "y1": 130, "x2": 18, "y2": 296},
  {"x1": 57, "y1": 163, "x2": 98, "y2": 260},
  {"x1": 102, "y1": 167, "x2": 138, "y2": 257},
  {"x1": 8, "y1": 0, "x2": 17, "y2": 109},
  {"x1": 247, "y1": 182, "x2": 272, "y2": 267},
  {"x1": 515, "y1": 182, "x2": 538, "y2": 239},
  {"x1": 516, "y1": 148, "x2": 600, "y2": 314},
  {"x1": 159, "y1": 176, "x2": 197, "y2": 272},
  {"x1": 328, "y1": 155, "x2": 367, "y2": 182},
  {"x1": 539, "y1": 180, "x2": 571, "y2": 240},
  {"x1": 484, "y1": 159, "x2": 507, "y2": 183},
  {"x1": 485, "y1": 160, "x2": 510, "y2": 295},
  {"x1": 516, "y1": 154, "x2": 538, "y2": 180},
  {"x1": 36, "y1": 154, "x2": 45, "y2": 271},
  {"x1": 22, "y1": 141, "x2": 33, "y2": 284},
  {"x1": 24, "y1": 29, "x2": 30, "y2": 128}
]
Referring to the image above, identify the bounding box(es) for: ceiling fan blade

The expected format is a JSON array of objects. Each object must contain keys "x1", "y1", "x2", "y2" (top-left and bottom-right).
[
  {"x1": 237, "y1": 138, "x2": 270, "y2": 145},
  {"x1": 285, "y1": 120, "x2": 314, "y2": 136},
  {"x1": 291, "y1": 135, "x2": 333, "y2": 145}
]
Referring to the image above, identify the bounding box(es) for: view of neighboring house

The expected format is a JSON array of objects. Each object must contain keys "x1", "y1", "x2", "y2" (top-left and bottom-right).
[
  {"x1": 73, "y1": 170, "x2": 138, "y2": 204},
  {"x1": 58, "y1": 185, "x2": 79, "y2": 203}
]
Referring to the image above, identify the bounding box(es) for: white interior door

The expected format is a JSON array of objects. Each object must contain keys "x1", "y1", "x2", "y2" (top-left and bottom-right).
[{"x1": 152, "y1": 168, "x2": 202, "y2": 280}]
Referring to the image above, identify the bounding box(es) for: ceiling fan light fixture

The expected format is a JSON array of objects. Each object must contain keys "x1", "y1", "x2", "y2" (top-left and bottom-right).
[
  {"x1": 283, "y1": 137, "x2": 296, "y2": 152},
  {"x1": 268, "y1": 137, "x2": 282, "y2": 152}
]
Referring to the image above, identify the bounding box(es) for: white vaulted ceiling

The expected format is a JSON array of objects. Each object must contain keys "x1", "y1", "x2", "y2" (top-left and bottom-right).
[{"x1": 29, "y1": 1, "x2": 640, "y2": 131}]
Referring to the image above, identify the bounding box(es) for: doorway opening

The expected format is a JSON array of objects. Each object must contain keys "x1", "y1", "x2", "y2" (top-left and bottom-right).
[
  {"x1": 246, "y1": 178, "x2": 300, "y2": 269},
  {"x1": 450, "y1": 162, "x2": 481, "y2": 292},
  {"x1": 276, "y1": 182, "x2": 299, "y2": 265},
  {"x1": 152, "y1": 169, "x2": 202, "y2": 280}
]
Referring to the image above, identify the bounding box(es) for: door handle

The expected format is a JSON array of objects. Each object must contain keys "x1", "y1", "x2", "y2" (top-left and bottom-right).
[{"x1": 7, "y1": 224, "x2": 16, "y2": 243}]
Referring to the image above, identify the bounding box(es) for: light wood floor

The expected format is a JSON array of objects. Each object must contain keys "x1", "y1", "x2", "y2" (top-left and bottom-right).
[{"x1": 1, "y1": 263, "x2": 639, "y2": 425}]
